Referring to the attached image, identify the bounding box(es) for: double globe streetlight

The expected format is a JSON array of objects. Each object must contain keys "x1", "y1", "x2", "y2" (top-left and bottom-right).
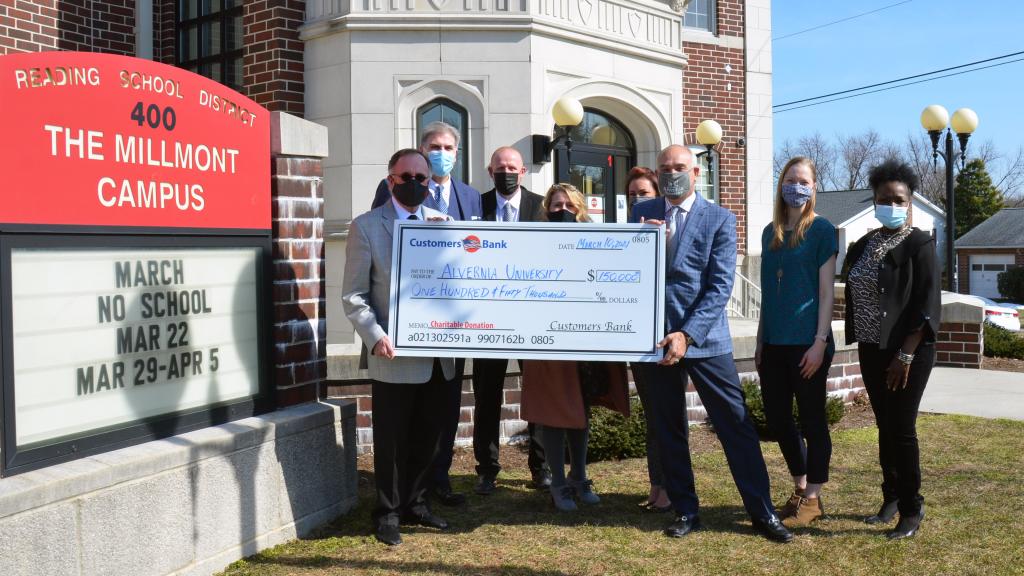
[{"x1": 920, "y1": 105, "x2": 979, "y2": 291}]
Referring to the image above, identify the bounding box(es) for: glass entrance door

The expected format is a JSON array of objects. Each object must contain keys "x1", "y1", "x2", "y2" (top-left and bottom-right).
[{"x1": 552, "y1": 109, "x2": 635, "y2": 223}]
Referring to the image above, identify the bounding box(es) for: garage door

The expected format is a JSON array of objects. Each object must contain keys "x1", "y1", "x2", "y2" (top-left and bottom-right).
[{"x1": 970, "y1": 254, "x2": 1015, "y2": 299}]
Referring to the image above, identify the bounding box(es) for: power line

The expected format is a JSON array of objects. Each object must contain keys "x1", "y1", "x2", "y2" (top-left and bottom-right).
[
  {"x1": 774, "y1": 56, "x2": 1024, "y2": 114},
  {"x1": 774, "y1": 50, "x2": 1024, "y2": 109},
  {"x1": 773, "y1": 0, "x2": 913, "y2": 41}
]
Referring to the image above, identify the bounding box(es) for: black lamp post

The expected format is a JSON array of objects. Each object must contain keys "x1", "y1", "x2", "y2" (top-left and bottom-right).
[{"x1": 920, "y1": 105, "x2": 979, "y2": 292}]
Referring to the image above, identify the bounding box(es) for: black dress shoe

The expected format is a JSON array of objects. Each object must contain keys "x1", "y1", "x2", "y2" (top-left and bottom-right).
[
  {"x1": 752, "y1": 515, "x2": 794, "y2": 543},
  {"x1": 865, "y1": 500, "x2": 899, "y2": 525},
  {"x1": 475, "y1": 475, "x2": 497, "y2": 496},
  {"x1": 664, "y1": 514, "x2": 702, "y2": 538},
  {"x1": 402, "y1": 509, "x2": 450, "y2": 530},
  {"x1": 432, "y1": 488, "x2": 467, "y2": 507},
  {"x1": 886, "y1": 509, "x2": 924, "y2": 540},
  {"x1": 532, "y1": 469, "x2": 553, "y2": 490},
  {"x1": 374, "y1": 523, "x2": 402, "y2": 546}
]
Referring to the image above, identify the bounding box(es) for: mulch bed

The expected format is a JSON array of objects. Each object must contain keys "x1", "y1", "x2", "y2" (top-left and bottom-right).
[{"x1": 982, "y1": 356, "x2": 1024, "y2": 373}]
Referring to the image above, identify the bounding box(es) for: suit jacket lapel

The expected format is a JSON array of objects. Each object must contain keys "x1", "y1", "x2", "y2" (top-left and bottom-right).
[
  {"x1": 449, "y1": 180, "x2": 464, "y2": 220},
  {"x1": 380, "y1": 203, "x2": 397, "y2": 239},
  {"x1": 673, "y1": 194, "x2": 706, "y2": 266}
]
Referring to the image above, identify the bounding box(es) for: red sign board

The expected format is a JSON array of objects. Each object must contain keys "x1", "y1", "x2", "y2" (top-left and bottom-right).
[{"x1": 0, "y1": 52, "x2": 270, "y2": 230}]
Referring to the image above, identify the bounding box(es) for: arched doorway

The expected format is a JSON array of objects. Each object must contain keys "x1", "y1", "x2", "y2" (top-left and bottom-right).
[{"x1": 553, "y1": 109, "x2": 636, "y2": 223}]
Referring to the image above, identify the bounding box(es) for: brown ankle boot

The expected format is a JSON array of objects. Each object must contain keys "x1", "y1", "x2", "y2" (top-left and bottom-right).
[
  {"x1": 782, "y1": 496, "x2": 824, "y2": 528},
  {"x1": 777, "y1": 487, "x2": 805, "y2": 520}
]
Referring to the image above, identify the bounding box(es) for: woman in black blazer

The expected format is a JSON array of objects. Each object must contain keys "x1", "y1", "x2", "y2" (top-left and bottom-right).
[{"x1": 843, "y1": 159, "x2": 941, "y2": 540}]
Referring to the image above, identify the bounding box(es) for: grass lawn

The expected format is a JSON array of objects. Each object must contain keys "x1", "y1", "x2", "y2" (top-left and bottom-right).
[{"x1": 220, "y1": 413, "x2": 1024, "y2": 576}]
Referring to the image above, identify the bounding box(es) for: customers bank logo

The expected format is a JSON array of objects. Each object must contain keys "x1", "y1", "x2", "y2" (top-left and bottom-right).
[
  {"x1": 462, "y1": 235, "x2": 508, "y2": 253},
  {"x1": 408, "y1": 236, "x2": 507, "y2": 251}
]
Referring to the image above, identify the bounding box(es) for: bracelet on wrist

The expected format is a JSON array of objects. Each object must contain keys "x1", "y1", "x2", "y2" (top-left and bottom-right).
[{"x1": 897, "y1": 350, "x2": 915, "y2": 365}]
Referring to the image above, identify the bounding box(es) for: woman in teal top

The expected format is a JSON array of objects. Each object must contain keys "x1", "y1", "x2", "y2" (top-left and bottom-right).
[{"x1": 756, "y1": 156, "x2": 837, "y2": 528}]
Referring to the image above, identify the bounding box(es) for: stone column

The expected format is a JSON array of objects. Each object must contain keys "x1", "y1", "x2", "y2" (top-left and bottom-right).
[{"x1": 271, "y1": 112, "x2": 328, "y2": 406}]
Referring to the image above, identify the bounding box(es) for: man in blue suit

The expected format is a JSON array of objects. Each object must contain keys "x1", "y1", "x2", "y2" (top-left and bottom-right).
[
  {"x1": 372, "y1": 121, "x2": 483, "y2": 507},
  {"x1": 630, "y1": 145, "x2": 793, "y2": 543}
]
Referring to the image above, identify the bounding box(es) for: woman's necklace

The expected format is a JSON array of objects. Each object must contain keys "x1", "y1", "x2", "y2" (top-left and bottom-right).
[{"x1": 777, "y1": 251, "x2": 784, "y2": 294}]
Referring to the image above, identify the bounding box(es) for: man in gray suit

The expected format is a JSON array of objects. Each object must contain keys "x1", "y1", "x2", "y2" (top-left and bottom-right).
[{"x1": 342, "y1": 148, "x2": 455, "y2": 546}]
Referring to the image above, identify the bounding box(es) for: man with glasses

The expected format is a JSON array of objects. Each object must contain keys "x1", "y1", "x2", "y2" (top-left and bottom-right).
[
  {"x1": 472, "y1": 146, "x2": 551, "y2": 496},
  {"x1": 371, "y1": 122, "x2": 482, "y2": 507},
  {"x1": 342, "y1": 149, "x2": 455, "y2": 546}
]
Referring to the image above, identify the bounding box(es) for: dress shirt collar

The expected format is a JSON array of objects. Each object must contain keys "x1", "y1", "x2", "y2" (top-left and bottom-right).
[
  {"x1": 429, "y1": 177, "x2": 451, "y2": 203},
  {"x1": 496, "y1": 189, "x2": 521, "y2": 212},
  {"x1": 391, "y1": 197, "x2": 423, "y2": 220},
  {"x1": 664, "y1": 191, "x2": 697, "y2": 215}
]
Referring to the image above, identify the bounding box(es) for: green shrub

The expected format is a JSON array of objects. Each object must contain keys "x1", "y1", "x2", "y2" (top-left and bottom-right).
[
  {"x1": 997, "y1": 267, "x2": 1024, "y2": 302},
  {"x1": 587, "y1": 398, "x2": 647, "y2": 462},
  {"x1": 741, "y1": 379, "x2": 845, "y2": 439},
  {"x1": 983, "y1": 323, "x2": 1024, "y2": 360}
]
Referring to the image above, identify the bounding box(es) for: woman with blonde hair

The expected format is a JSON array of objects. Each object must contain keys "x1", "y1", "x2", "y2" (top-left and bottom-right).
[
  {"x1": 521, "y1": 183, "x2": 630, "y2": 511},
  {"x1": 755, "y1": 156, "x2": 838, "y2": 528},
  {"x1": 542, "y1": 182, "x2": 591, "y2": 222}
]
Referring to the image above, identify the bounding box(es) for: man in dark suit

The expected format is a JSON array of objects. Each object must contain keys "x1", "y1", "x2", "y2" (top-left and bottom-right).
[
  {"x1": 630, "y1": 145, "x2": 793, "y2": 543},
  {"x1": 472, "y1": 146, "x2": 550, "y2": 495},
  {"x1": 371, "y1": 122, "x2": 483, "y2": 507}
]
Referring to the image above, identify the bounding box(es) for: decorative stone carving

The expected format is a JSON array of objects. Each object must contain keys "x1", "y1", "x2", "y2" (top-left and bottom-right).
[{"x1": 670, "y1": 0, "x2": 689, "y2": 14}]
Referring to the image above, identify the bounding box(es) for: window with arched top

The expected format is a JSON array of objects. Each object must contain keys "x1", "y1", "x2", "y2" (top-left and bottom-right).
[
  {"x1": 417, "y1": 98, "x2": 469, "y2": 183},
  {"x1": 688, "y1": 145, "x2": 719, "y2": 203},
  {"x1": 564, "y1": 110, "x2": 636, "y2": 149}
]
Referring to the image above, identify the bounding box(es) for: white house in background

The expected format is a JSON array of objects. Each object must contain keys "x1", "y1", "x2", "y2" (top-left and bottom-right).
[
  {"x1": 814, "y1": 189, "x2": 947, "y2": 272},
  {"x1": 954, "y1": 208, "x2": 1024, "y2": 299}
]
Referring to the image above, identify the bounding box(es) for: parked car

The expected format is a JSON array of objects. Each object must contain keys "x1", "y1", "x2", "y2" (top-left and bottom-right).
[{"x1": 968, "y1": 296, "x2": 1021, "y2": 331}]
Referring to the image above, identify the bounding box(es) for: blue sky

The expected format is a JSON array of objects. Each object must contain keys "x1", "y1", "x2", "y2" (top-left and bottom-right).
[{"x1": 772, "y1": 0, "x2": 1024, "y2": 159}]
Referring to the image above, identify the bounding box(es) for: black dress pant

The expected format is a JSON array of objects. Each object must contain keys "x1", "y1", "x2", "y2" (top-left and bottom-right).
[
  {"x1": 859, "y1": 342, "x2": 935, "y2": 516},
  {"x1": 471, "y1": 357, "x2": 547, "y2": 478},
  {"x1": 371, "y1": 360, "x2": 450, "y2": 526},
  {"x1": 759, "y1": 344, "x2": 833, "y2": 484},
  {"x1": 429, "y1": 359, "x2": 465, "y2": 492}
]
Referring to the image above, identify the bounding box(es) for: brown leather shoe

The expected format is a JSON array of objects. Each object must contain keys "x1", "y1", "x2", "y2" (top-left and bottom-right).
[
  {"x1": 777, "y1": 488, "x2": 805, "y2": 520},
  {"x1": 782, "y1": 496, "x2": 824, "y2": 528}
]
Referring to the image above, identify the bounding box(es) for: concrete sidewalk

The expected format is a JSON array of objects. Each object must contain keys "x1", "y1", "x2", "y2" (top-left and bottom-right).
[{"x1": 920, "y1": 367, "x2": 1024, "y2": 421}]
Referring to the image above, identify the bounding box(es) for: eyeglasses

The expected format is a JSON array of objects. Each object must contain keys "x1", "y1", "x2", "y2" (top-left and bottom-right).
[{"x1": 392, "y1": 172, "x2": 429, "y2": 183}]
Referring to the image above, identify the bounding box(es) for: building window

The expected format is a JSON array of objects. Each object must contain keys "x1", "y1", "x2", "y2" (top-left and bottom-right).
[
  {"x1": 177, "y1": 0, "x2": 244, "y2": 90},
  {"x1": 688, "y1": 145, "x2": 719, "y2": 203},
  {"x1": 684, "y1": 0, "x2": 716, "y2": 33},
  {"x1": 417, "y1": 99, "x2": 469, "y2": 183}
]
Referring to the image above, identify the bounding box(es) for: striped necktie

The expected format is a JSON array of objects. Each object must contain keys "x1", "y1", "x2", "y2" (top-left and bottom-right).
[{"x1": 666, "y1": 206, "x2": 682, "y2": 263}]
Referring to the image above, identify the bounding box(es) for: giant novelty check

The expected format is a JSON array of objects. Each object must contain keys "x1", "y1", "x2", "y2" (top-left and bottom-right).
[{"x1": 388, "y1": 221, "x2": 665, "y2": 362}]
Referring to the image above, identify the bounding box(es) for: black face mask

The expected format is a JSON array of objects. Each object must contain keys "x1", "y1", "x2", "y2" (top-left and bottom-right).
[
  {"x1": 547, "y1": 210, "x2": 577, "y2": 223},
  {"x1": 493, "y1": 171, "x2": 520, "y2": 196},
  {"x1": 392, "y1": 179, "x2": 428, "y2": 207}
]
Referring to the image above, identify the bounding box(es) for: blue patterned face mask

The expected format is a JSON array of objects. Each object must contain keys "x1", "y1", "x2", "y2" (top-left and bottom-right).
[
  {"x1": 875, "y1": 204, "x2": 908, "y2": 229},
  {"x1": 781, "y1": 183, "x2": 813, "y2": 207},
  {"x1": 428, "y1": 150, "x2": 456, "y2": 177}
]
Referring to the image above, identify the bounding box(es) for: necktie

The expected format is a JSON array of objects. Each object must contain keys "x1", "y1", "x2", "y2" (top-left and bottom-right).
[
  {"x1": 434, "y1": 187, "x2": 448, "y2": 215},
  {"x1": 408, "y1": 214, "x2": 418, "y2": 220},
  {"x1": 501, "y1": 202, "x2": 514, "y2": 222},
  {"x1": 666, "y1": 206, "x2": 681, "y2": 263}
]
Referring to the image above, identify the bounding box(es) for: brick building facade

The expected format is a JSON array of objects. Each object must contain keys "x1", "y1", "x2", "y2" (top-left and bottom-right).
[{"x1": 682, "y1": 0, "x2": 749, "y2": 252}]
